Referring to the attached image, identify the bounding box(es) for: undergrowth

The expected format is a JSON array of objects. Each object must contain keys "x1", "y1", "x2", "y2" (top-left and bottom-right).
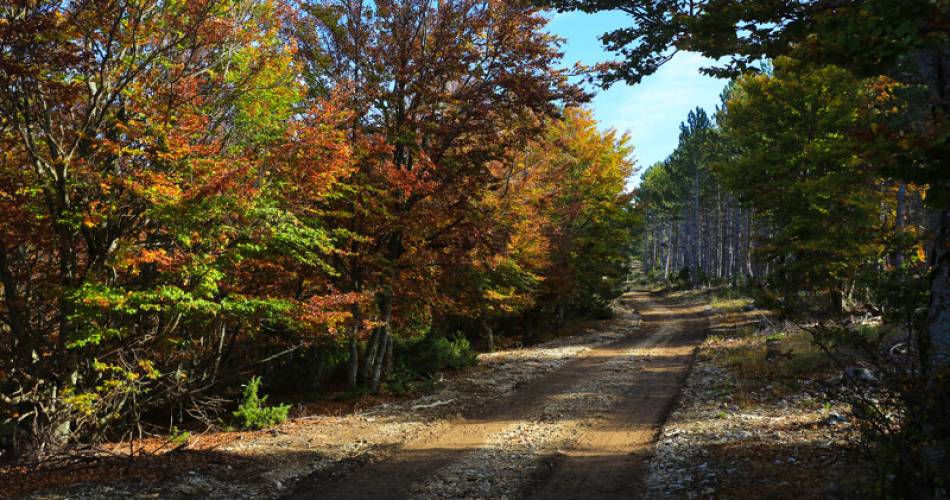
[{"x1": 232, "y1": 376, "x2": 291, "y2": 431}]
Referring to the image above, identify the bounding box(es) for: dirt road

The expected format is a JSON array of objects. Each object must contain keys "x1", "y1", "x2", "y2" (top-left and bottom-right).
[{"x1": 283, "y1": 291, "x2": 708, "y2": 499}]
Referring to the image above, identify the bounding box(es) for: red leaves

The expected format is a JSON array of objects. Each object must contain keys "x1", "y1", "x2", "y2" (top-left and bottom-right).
[
  {"x1": 273, "y1": 100, "x2": 355, "y2": 202},
  {"x1": 296, "y1": 292, "x2": 365, "y2": 336}
]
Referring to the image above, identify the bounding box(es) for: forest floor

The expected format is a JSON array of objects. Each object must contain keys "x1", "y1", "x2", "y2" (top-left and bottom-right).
[
  {"x1": 12, "y1": 289, "x2": 865, "y2": 499},
  {"x1": 644, "y1": 290, "x2": 867, "y2": 499}
]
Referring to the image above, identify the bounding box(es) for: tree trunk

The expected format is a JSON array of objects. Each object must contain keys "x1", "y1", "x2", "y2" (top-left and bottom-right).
[
  {"x1": 369, "y1": 291, "x2": 393, "y2": 393},
  {"x1": 347, "y1": 304, "x2": 361, "y2": 389},
  {"x1": 0, "y1": 246, "x2": 29, "y2": 365},
  {"x1": 664, "y1": 222, "x2": 673, "y2": 281},
  {"x1": 829, "y1": 287, "x2": 844, "y2": 317},
  {"x1": 360, "y1": 327, "x2": 380, "y2": 385},
  {"x1": 383, "y1": 332, "x2": 394, "y2": 380},
  {"x1": 925, "y1": 208, "x2": 950, "y2": 372},
  {"x1": 745, "y1": 210, "x2": 755, "y2": 282},
  {"x1": 718, "y1": 189, "x2": 726, "y2": 280},
  {"x1": 691, "y1": 167, "x2": 701, "y2": 285},
  {"x1": 480, "y1": 315, "x2": 494, "y2": 352}
]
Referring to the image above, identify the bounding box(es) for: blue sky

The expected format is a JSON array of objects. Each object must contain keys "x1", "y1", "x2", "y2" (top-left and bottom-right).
[{"x1": 546, "y1": 10, "x2": 728, "y2": 186}]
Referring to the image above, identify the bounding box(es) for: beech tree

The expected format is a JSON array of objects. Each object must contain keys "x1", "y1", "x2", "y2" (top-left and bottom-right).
[
  {"x1": 0, "y1": 0, "x2": 353, "y2": 457},
  {"x1": 437, "y1": 108, "x2": 635, "y2": 348},
  {"x1": 528, "y1": 108, "x2": 636, "y2": 324},
  {"x1": 291, "y1": 0, "x2": 584, "y2": 390}
]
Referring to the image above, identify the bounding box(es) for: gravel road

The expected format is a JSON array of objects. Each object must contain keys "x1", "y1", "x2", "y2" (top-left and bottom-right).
[{"x1": 283, "y1": 290, "x2": 709, "y2": 500}]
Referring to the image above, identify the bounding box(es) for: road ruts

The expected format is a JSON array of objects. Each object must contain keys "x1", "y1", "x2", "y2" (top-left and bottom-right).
[
  {"x1": 282, "y1": 291, "x2": 708, "y2": 500},
  {"x1": 527, "y1": 292, "x2": 708, "y2": 500}
]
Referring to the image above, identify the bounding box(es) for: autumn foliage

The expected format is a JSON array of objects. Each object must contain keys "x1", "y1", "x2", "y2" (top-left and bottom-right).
[{"x1": 0, "y1": 0, "x2": 635, "y2": 459}]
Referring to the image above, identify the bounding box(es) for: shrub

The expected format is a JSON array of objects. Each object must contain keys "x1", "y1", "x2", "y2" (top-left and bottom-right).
[
  {"x1": 232, "y1": 376, "x2": 290, "y2": 430},
  {"x1": 405, "y1": 333, "x2": 478, "y2": 376},
  {"x1": 385, "y1": 369, "x2": 416, "y2": 396}
]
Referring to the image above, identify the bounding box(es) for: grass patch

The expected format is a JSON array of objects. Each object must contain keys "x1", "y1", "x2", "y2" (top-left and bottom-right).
[
  {"x1": 709, "y1": 287, "x2": 755, "y2": 313},
  {"x1": 710, "y1": 296, "x2": 752, "y2": 313},
  {"x1": 711, "y1": 324, "x2": 837, "y2": 404}
]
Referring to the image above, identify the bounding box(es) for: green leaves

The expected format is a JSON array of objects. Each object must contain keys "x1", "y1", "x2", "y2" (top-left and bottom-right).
[
  {"x1": 232, "y1": 376, "x2": 290, "y2": 430},
  {"x1": 715, "y1": 58, "x2": 884, "y2": 308}
]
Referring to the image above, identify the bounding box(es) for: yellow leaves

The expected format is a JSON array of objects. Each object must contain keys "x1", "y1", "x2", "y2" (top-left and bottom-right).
[
  {"x1": 484, "y1": 288, "x2": 514, "y2": 302},
  {"x1": 138, "y1": 360, "x2": 160, "y2": 380},
  {"x1": 82, "y1": 294, "x2": 116, "y2": 309},
  {"x1": 142, "y1": 172, "x2": 184, "y2": 203},
  {"x1": 63, "y1": 391, "x2": 99, "y2": 417},
  {"x1": 137, "y1": 248, "x2": 174, "y2": 267},
  {"x1": 82, "y1": 200, "x2": 105, "y2": 228}
]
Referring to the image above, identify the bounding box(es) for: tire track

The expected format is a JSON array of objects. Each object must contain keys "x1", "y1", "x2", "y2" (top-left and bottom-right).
[{"x1": 283, "y1": 291, "x2": 707, "y2": 499}]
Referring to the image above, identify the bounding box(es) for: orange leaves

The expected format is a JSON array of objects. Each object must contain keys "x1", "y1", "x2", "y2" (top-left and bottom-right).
[
  {"x1": 379, "y1": 158, "x2": 438, "y2": 199},
  {"x1": 115, "y1": 247, "x2": 182, "y2": 277},
  {"x1": 295, "y1": 292, "x2": 365, "y2": 336},
  {"x1": 127, "y1": 171, "x2": 185, "y2": 206},
  {"x1": 275, "y1": 101, "x2": 355, "y2": 200},
  {"x1": 136, "y1": 249, "x2": 174, "y2": 268}
]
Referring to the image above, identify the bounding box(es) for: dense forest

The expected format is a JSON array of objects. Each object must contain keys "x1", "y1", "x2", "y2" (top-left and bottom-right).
[
  {"x1": 2, "y1": 0, "x2": 949, "y2": 498},
  {"x1": 0, "y1": 0, "x2": 635, "y2": 459}
]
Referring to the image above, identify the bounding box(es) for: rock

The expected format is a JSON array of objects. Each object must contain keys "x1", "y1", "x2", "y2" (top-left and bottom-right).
[
  {"x1": 844, "y1": 366, "x2": 878, "y2": 385},
  {"x1": 823, "y1": 412, "x2": 847, "y2": 426}
]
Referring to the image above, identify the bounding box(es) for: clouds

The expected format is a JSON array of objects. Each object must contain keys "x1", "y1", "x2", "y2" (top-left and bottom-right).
[{"x1": 547, "y1": 12, "x2": 727, "y2": 186}]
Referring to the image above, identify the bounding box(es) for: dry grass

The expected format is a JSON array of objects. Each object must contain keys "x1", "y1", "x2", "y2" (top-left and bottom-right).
[
  {"x1": 710, "y1": 295, "x2": 753, "y2": 313},
  {"x1": 703, "y1": 297, "x2": 841, "y2": 412}
]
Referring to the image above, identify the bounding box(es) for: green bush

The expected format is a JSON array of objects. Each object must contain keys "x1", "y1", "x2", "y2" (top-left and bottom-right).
[
  {"x1": 170, "y1": 426, "x2": 191, "y2": 447},
  {"x1": 232, "y1": 376, "x2": 290, "y2": 430},
  {"x1": 408, "y1": 333, "x2": 478, "y2": 376},
  {"x1": 385, "y1": 368, "x2": 416, "y2": 396}
]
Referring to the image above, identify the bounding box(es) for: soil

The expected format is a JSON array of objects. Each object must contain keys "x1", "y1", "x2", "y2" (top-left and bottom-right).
[
  {"x1": 18, "y1": 290, "x2": 710, "y2": 500},
  {"x1": 283, "y1": 290, "x2": 708, "y2": 500}
]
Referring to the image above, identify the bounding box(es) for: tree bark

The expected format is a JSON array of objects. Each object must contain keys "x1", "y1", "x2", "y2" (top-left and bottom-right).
[
  {"x1": 925, "y1": 208, "x2": 950, "y2": 372},
  {"x1": 347, "y1": 303, "x2": 361, "y2": 389},
  {"x1": 480, "y1": 315, "x2": 494, "y2": 352},
  {"x1": 664, "y1": 222, "x2": 673, "y2": 281},
  {"x1": 360, "y1": 326, "x2": 380, "y2": 385},
  {"x1": 369, "y1": 291, "x2": 393, "y2": 393},
  {"x1": 745, "y1": 210, "x2": 755, "y2": 281},
  {"x1": 913, "y1": 45, "x2": 950, "y2": 372}
]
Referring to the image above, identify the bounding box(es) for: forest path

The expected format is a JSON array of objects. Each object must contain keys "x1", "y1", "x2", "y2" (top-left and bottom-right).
[{"x1": 283, "y1": 291, "x2": 708, "y2": 499}]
